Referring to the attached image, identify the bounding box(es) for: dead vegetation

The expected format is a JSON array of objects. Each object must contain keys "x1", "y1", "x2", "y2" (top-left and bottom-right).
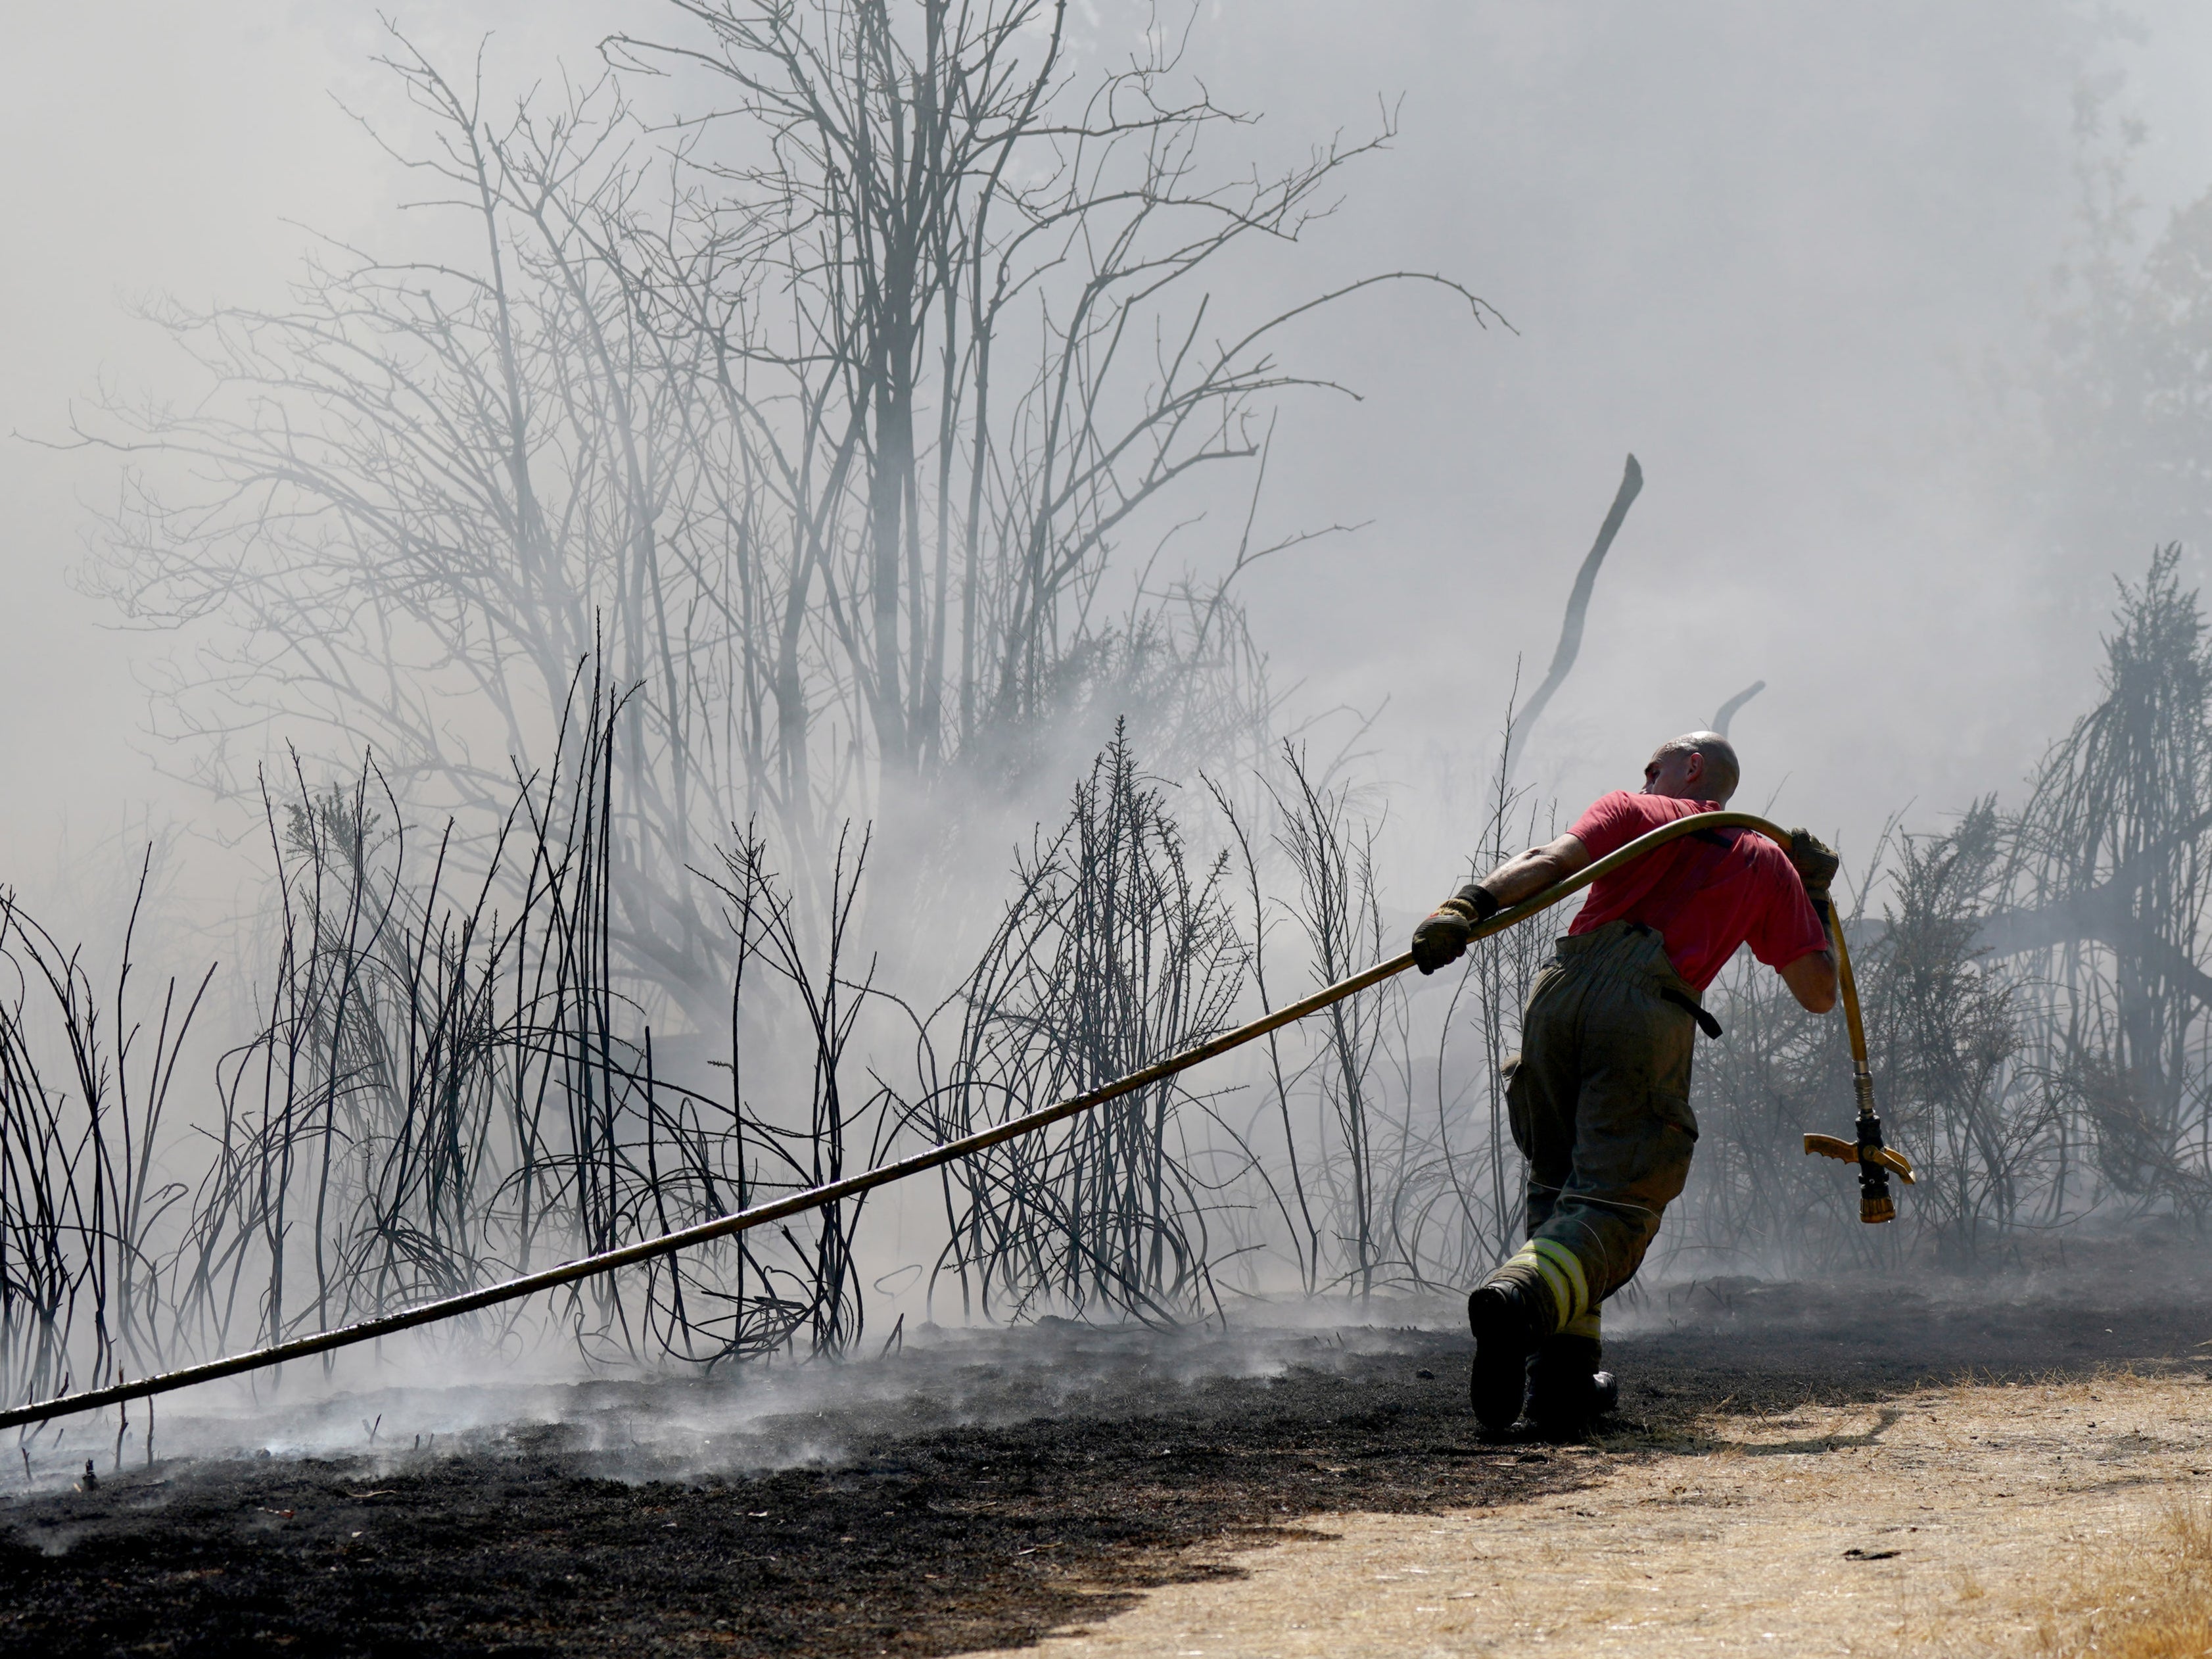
[
  {"x1": 2033, "y1": 1498, "x2": 2212, "y2": 1658},
  {"x1": 1672, "y1": 548, "x2": 2212, "y2": 1281},
  {"x1": 14, "y1": 550, "x2": 2212, "y2": 1437},
  {"x1": 3, "y1": 0, "x2": 1511, "y2": 1411},
  {"x1": 12, "y1": 3, "x2": 2212, "y2": 1511}
]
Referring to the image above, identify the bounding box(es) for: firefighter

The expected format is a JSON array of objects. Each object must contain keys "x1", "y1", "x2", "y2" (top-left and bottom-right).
[{"x1": 1411, "y1": 731, "x2": 1839, "y2": 1437}]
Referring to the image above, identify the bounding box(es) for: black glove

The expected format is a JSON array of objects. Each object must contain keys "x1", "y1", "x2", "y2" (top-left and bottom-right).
[
  {"x1": 1786, "y1": 829, "x2": 1840, "y2": 928},
  {"x1": 1411, "y1": 882, "x2": 1500, "y2": 975}
]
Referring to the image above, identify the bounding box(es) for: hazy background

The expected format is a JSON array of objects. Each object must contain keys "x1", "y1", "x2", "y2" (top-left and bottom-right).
[{"x1": 9, "y1": 0, "x2": 2212, "y2": 909}]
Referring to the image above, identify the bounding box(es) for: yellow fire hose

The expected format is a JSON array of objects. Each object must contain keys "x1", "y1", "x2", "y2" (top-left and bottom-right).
[
  {"x1": 1802, "y1": 887, "x2": 1916, "y2": 1220},
  {"x1": 0, "y1": 810, "x2": 1903, "y2": 1433}
]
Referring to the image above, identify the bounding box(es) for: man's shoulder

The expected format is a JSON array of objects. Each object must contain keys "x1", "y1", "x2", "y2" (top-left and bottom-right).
[
  {"x1": 1575, "y1": 790, "x2": 1704, "y2": 827},
  {"x1": 1567, "y1": 790, "x2": 1710, "y2": 859},
  {"x1": 1578, "y1": 788, "x2": 1651, "y2": 819},
  {"x1": 1739, "y1": 833, "x2": 1815, "y2": 909},
  {"x1": 1740, "y1": 830, "x2": 1796, "y2": 870},
  {"x1": 1569, "y1": 790, "x2": 1648, "y2": 844}
]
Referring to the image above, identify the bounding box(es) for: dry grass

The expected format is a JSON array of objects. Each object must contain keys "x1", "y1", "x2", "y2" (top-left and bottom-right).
[
  {"x1": 980, "y1": 1366, "x2": 2212, "y2": 1657},
  {"x1": 2029, "y1": 1498, "x2": 2212, "y2": 1658}
]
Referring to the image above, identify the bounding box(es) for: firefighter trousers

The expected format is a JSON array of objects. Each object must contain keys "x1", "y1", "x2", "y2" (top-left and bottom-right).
[{"x1": 1498, "y1": 919, "x2": 1703, "y2": 1334}]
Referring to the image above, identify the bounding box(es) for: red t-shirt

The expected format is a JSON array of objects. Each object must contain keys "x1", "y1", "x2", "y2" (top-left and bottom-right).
[{"x1": 1564, "y1": 792, "x2": 1827, "y2": 992}]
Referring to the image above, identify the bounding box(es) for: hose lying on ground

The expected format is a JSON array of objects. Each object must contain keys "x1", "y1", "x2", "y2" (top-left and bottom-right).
[{"x1": 0, "y1": 811, "x2": 1820, "y2": 1433}]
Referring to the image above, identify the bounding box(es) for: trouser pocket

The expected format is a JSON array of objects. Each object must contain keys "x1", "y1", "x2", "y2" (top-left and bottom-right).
[
  {"x1": 1503, "y1": 1053, "x2": 1531, "y2": 1155},
  {"x1": 1650, "y1": 1086, "x2": 1699, "y2": 1143}
]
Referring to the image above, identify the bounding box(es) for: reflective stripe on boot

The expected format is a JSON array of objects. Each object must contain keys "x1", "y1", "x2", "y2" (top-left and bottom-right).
[{"x1": 1495, "y1": 1238, "x2": 1590, "y2": 1332}]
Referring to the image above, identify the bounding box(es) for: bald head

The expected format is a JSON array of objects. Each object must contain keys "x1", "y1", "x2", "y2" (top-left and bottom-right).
[{"x1": 1643, "y1": 731, "x2": 1740, "y2": 805}]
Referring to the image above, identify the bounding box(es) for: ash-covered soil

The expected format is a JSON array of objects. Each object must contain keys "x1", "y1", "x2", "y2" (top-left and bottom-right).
[{"x1": 3, "y1": 1270, "x2": 2207, "y2": 1658}]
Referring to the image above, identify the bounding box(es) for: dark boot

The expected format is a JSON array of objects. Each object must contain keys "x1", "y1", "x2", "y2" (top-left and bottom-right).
[
  {"x1": 1467, "y1": 1281, "x2": 1549, "y2": 1433},
  {"x1": 1520, "y1": 1334, "x2": 1619, "y2": 1440}
]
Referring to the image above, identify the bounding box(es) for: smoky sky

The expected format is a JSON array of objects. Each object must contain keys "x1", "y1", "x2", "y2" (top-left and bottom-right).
[{"x1": 8, "y1": 1, "x2": 2212, "y2": 910}]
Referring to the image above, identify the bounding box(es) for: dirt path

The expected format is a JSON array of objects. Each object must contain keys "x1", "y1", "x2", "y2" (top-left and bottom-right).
[
  {"x1": 979, "y1": 1371, "x2": 2212, "y2": 1656},
  {"x1": 1, "y1": 1278, "x2": 2207, "y2": 1656}
]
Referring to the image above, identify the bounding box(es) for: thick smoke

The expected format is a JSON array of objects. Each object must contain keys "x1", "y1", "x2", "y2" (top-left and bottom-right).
[{"x1": 7, "y1": 2, "x2": 2212, "y2": 1426}]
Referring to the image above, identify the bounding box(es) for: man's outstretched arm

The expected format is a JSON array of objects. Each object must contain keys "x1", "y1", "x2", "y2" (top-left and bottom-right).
[
  {"x1": 1411, "y1": 834, "x2": 1591, "y2": 974},
  {"x1": 1476, "y1": 833, "x2": 1591, "y2": 908}
]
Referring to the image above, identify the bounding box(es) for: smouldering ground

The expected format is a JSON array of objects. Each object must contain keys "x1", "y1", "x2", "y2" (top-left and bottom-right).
[{"x1": 1, "y1": 1275, "x2": 2209, "y2": 1656}]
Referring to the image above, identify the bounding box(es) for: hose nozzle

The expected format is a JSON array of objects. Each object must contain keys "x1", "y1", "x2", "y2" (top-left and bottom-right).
[
  {"x1": 1802, "y1": 1074, "x2": 1913, "y2": 1222},
  {"x1": 1854, "y1": 1074, "x2": 1896, "y2": 1225}
]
